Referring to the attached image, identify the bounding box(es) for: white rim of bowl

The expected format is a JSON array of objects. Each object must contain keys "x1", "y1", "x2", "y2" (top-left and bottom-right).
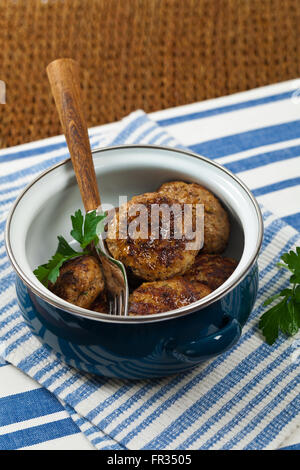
[{"x1": 5, "y1": 144, "x2": 263, "y2": 324}]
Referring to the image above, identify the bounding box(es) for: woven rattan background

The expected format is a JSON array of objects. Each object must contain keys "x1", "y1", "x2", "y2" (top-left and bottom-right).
[{"x1": 1, "y1": 0, "x2": 300, "y2": 148}]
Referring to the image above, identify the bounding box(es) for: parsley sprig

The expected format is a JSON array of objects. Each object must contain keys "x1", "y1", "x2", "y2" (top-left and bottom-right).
[
  {"x1": 259, "y1": 247, "x2": 300, "y2": 345},
  {"x1": 34, "y1": 209, "x2": 106, "y2": 287}
]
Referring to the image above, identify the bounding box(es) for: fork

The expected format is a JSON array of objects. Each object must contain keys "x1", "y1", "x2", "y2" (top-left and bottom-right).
[{"x1": 47, "y1": 58, "x2": 129, "y2": 316}]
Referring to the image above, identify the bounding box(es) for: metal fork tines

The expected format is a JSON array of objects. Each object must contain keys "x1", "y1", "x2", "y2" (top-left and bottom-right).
[{"x1": 96, "y1": 236, "x2": 129, "y2": 316}]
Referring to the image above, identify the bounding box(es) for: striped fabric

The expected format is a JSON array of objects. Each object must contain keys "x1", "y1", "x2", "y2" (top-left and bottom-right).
[{"x1": 0, "y1": 80, "x2": 300, "y2": 450}]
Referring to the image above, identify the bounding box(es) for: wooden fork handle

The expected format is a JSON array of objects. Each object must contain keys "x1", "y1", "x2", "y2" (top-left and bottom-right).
[{"x1": 47, "y1": 58, "x2": 100, "y2": 212}]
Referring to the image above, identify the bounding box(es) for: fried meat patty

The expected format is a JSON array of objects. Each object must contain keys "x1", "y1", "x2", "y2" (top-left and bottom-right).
[
  {"x1": 106, "y1": 191, "x2": 199, "y2": 281},
  {"x1": 129, "y1": 277, "x2": 212, "y2": 315},
  {"x1": 158, "y1": 181, "x2": 230, "y2": 253},
  {"x1": 184, "y1": 254, "x2": 237, "y2": 290},
  {"x1": 51, "y1": 255, "x2": 105, "y2": 309},
  {"x1": 90, "y1": 292, "x2": 109, "y2": 314}
]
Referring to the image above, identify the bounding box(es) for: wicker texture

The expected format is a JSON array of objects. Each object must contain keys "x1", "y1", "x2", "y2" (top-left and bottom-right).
[{"x1": 1, "y1": 0, "x2": 300, "y2": 148}]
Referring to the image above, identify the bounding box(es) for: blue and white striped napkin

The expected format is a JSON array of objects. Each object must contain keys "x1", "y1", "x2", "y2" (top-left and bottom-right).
[{"x1": 0, "y1": 81, "x2": 300, "y2": 450}]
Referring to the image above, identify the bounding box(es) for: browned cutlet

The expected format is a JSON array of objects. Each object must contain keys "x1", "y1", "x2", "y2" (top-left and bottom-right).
[
  {"x1": 129, "y1": 277, "x2": 212, "y2": 315},
  {"x1": 184, "y1": 253, "x2": 238, "y2": 290},
  {"x1": 51, "y1": 255, "x2": 105, "y2": 309},
  {"x1": 90, "y1": 292, "x2": 109, "y2": 314},
  {"x1": 106, "y1": 191, "x2": 200, "y2": 281},
  {"x1": 158, "y1": 181, "x2": 230, "y2": 253}
]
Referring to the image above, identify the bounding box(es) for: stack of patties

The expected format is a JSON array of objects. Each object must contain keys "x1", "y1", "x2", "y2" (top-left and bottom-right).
[{"x1": 100, "y1": 181, "x2": 237, "y2": 315}]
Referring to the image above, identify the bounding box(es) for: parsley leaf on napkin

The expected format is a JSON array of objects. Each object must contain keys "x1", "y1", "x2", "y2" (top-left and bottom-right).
[
  {"x1": 259, "y1": 247, "x2": 300, "y2": 345},
  {"x1": 34, "y1": 209, "x2": 106, "y2": 287}
]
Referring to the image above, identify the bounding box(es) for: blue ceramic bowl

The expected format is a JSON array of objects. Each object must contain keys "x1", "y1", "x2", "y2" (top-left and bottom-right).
[{"x1": 5, "y1": 145, "x2": 263, "y2": 379}]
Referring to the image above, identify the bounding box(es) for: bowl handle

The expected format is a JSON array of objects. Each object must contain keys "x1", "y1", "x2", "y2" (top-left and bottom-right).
[{"x1": 167, "y1": 317, "x2": 242, "y2": 364}]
